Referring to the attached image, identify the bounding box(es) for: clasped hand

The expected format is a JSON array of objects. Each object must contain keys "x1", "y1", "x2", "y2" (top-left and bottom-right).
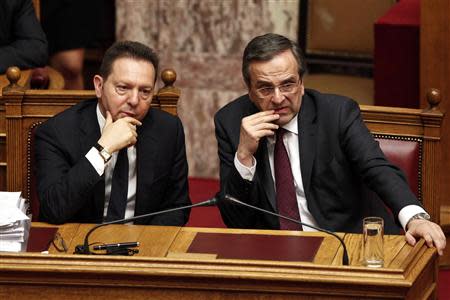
[
  {"x1": 237, "y1": 110, "x2": 279, "y2": 167},
  {"x1": 97, "y1": 111, "x2": 142, "y2": 153}
]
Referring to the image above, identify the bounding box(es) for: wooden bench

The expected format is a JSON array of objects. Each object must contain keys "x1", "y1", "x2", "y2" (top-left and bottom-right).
[{"x1": 0, "y1": 69, "x2": 446, "y2": 265}]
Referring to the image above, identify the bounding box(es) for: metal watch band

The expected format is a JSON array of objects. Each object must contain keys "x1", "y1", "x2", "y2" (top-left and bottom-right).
[{"x1": 410, "y1": 212, "x2": 431, "y2": 221}]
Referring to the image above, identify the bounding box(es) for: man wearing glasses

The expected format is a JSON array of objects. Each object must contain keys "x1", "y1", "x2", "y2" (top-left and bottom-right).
[
  {"x1": 214, "y1": 33, "x2": 445, "y2": 255},
  {"x1": 35, "y1": 41, "x2": 190, "y2": 225}
]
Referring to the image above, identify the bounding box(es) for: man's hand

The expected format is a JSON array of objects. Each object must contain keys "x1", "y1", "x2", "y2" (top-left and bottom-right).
[
  {"x1": 405, "y1": 219, "x2": 446, "y2": 255},
  {"x1": 236, "y1": 111, "x2": 279, "y2": 167},
  {"x1": 97, "y1": 111, "x2": 142, "y2": 153}
]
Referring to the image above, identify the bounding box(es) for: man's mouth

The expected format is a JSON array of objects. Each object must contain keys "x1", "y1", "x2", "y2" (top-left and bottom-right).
[
  {"x1": 121, "y1": 111, "x2": 135, "y2": 117},
  {"x1": 274, "y1": 107, "x2": 288, "y2": 114}
]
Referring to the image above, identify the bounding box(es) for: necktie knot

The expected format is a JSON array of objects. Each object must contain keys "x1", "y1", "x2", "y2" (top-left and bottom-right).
[{"x1": 276, "y1": 128, "x2": 287, "y2": 144}]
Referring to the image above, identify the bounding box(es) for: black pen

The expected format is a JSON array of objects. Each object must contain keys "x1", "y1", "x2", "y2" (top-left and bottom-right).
[{"x1": 93, "y1": 242, "x2": 140, "y2": 250}]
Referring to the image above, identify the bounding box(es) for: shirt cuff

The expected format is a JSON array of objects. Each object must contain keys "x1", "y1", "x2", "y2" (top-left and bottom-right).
[
  {"x1": 398, "y1": 204, "x2": 427, "y2": 230},
  {"x1": 234, "y1": 152, "x2": 256, "y2": 181},
  {"x1": 85, "y1": 147, "x2": 105, "y2": 176}
]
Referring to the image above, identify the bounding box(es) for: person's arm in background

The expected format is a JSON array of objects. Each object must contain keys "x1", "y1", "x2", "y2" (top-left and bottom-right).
[{"x1": 0, "y1": 0, "x2": 48, "y2": 73}]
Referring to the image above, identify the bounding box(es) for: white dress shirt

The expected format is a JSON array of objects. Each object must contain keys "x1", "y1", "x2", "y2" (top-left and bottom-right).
[
  {"x1": 84, "y1": 104, "x2": 137, "y2": 221},
  {"x1": 234, "y1": 114, "x2": 425, "y2": 231}
]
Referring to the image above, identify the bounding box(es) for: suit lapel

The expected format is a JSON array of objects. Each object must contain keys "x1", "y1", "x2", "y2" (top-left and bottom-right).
[
  {"x1": 135, "y1": 109, "x2": 157, "y2": 214},
  {"x1": 80, "y1": 100, "x2": 105, "y2": 219},
  {"x1": 298, "y1": 94, "x2": 317, "y2": 198}
]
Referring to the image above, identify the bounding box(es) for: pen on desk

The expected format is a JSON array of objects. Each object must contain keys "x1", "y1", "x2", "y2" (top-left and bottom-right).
[{"x1": 93, "y1": 242, "x2": 140, "y2": 250}]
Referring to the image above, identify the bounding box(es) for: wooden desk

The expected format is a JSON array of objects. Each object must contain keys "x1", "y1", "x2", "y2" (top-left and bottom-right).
[{"x1": 0, "y1": 223, "x2": 438, "y2": 299}]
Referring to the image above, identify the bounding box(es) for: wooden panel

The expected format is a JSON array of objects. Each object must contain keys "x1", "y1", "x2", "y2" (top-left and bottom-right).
[
  {"x1": 420, "y1": 0, "x2": 450, "y2": 226},
  {"x1": 0, "y1": 166, "x2": 6, "y2": 191},
  {"x1": 0, "y1": 224, "x2": 438, "y2": 300}
]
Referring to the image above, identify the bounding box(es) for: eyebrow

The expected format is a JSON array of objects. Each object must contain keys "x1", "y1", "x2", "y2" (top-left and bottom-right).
[
  {"x1": 254, "y1": 76, "x2": 298, "y2": 87},
  {"x1": 114, "y1": 81, "x2": 154, "y2": 89}
]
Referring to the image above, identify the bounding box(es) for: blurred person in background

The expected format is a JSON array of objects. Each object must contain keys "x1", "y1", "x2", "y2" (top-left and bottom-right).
[
  {"x1": 41, "y1": 0, "x2": 102, "y2": 89},
  {"x1": 0, "y1": 0, "x2": 48, "y2": 74}
]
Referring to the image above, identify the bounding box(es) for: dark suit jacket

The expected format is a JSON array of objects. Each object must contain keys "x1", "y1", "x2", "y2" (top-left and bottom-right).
[
  {"x1": 35, "y1": 98, "x2": 190, "y2": 225},
  {"x1": 0, "y1": 0, "x2": 48, "y2": 73},
  {"x1": 214, "y1": 89, "x2": 421, "y2": 234}
]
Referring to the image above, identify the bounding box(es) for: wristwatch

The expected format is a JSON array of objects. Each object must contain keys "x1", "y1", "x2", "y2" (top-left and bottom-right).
[
  {"x1": 407, "y1": 212, "x2": 431, "y2": 227},
  {"x1": 94, "y1": 143, "x2": 112, "y2": 163}
]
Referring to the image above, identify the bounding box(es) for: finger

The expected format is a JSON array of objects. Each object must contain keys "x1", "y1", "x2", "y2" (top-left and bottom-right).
[
  {"x1": 245, "y1": 110, "x2": 276, "y2": 121},
  {"x1": 247, "y1": 113, "x2": 280, "y2": 126},
  {"x1": 422, "y1": 232, "x2": 435, "y2": 248},
  {"x1": 404, "y1": 232, "x2": 417, "y2": 246},
  {"x1": 105, "y1": 111, "x2": 113, "y2": 126},
  {"x1": 436, "y1": 225, "x2": 447, "y2": 242},
  {"x1": 255, "y1": 129, "x2": 277, "y2": 138},
  {"x1": 433, "y1": 238, "x2": 445, "y2": 256},
  {"x1": 121, "y1": 117, "x2": 142, "y2": 126},
  {"x1": 252, "y1": 122, "x2": 279, "y2": 132},
  {"x1": 429, "y1": 225, "x2": 446, "y2": 255},
  {"x1": 130, "y1": 117, "x2": 142, "y2": 126}
]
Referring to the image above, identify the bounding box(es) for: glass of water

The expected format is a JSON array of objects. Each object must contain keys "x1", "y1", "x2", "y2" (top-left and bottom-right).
[{"x1": 363, "y1": 217, "x2": 384, "y2": 267}]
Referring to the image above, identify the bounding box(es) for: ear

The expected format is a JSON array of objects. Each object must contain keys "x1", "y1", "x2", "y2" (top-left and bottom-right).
[
  {"x1": 93, "y1": 75, "x2": 104, "y2": 98},
  {"x1": 299, "y1": 80, "x2": 305, "y2": 96}
]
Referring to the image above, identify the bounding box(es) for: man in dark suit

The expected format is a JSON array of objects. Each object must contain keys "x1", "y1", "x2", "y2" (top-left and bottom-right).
[
  {"x1": 0, "y1": 0, "x2": 48, "y2": 73},
  {"x1": 35, "y1": 41, "x2": 190, "y2": 225},
  {"x1": 215, "y1": 33, "x2": 445, "y2": 255}
]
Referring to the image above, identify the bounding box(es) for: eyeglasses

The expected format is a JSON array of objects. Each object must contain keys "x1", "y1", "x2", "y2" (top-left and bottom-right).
[
  {"x1": 52, "y1": 232, "x2": 68, "y2": 253},
  {"x1": 114, "y1": 85, "x2": 154, "y2": 102},
  {"x1": 254, "y1": 79, "x2": 300, "y2": 98}
]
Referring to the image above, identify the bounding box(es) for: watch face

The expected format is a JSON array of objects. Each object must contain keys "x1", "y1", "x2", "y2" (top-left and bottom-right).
[{"x1": 100, "y1": 149, "x2": 111, "y2": 162}]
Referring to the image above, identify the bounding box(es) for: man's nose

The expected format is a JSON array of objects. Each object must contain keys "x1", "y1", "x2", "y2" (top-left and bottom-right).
[
  {"x1": 128, "y1": 89, "x2": 139, "y2": 106},
  {"x1": 271, "y1": 87, "x2": 284, "y2": 104}
]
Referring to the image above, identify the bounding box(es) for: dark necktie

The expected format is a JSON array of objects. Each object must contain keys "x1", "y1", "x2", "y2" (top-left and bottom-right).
[
  {"x1": 274, "y1": 128, "x2": 301, "y2": 230},
  {"x1": 105, "y1": 148, "x2": 129, "y2": 222}
]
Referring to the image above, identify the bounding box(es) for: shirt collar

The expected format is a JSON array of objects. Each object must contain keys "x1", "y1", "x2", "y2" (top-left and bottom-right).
[
  {"x1": 283, "y1": 114, "x2": 299, "y2": 135},
  {"x1": 96, "y1": 103, "x2": 106, "y2": 133},
  {"x1": 267, "y1": 113, "x2": 299, "y2": 144}
]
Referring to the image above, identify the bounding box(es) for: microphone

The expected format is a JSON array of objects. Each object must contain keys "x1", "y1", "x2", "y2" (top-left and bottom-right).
[
  {"x1": 74, "y1": 198, "x2": 217, "y2": 255},
  {"x1": 93, "y1": 242, "x2": 139, "y2": 251},
  {"x1": 222, "y1": 194, "x2": 349, "y2": 265}
]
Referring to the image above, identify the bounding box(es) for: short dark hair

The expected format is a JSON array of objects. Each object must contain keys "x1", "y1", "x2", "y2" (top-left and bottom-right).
[
  {"x1": 99, "y1": 41, "x2": 159, "y2": 82},
  {"x1": 242, "y1": 33, "x2": 306, "y2": 87}
]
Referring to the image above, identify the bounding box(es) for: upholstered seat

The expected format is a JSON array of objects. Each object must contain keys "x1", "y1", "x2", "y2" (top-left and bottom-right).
[{"x1": 375, "y1": 135, "x2": 421, "y2": 199}]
